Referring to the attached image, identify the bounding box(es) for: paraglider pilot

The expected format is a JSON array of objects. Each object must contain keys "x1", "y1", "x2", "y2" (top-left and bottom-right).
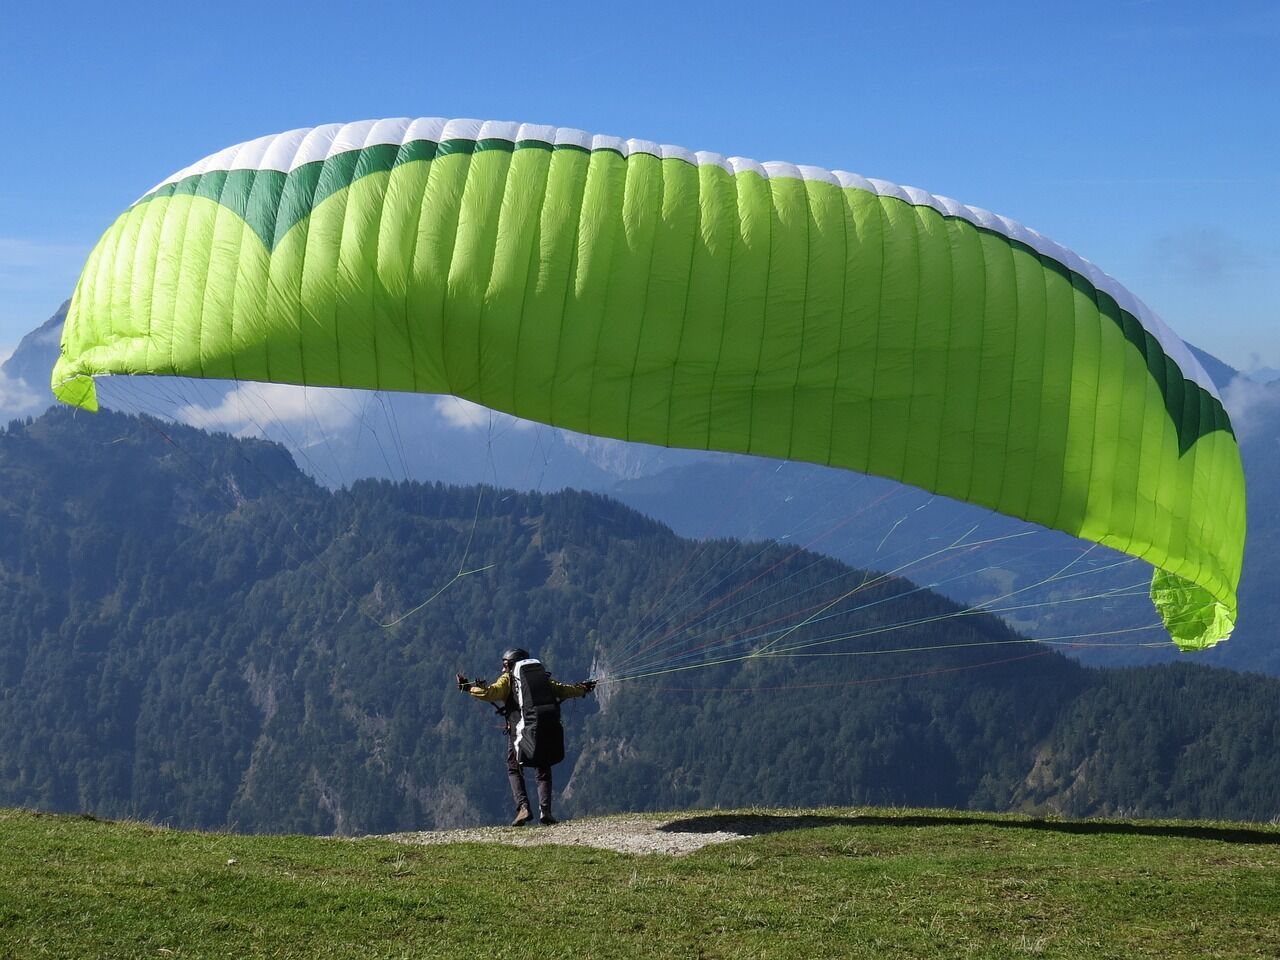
[{"x1": 458, "y1": 648, "x2": 596, "y2": 826}]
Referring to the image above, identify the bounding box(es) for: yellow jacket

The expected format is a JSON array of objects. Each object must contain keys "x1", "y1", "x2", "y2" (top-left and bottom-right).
[{"x1": 468, "y1": 671, "x2": 589, "y2": 704}]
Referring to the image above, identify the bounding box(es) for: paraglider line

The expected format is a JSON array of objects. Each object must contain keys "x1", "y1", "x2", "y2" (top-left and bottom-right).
[
  {"x1": 612, "y1": 649, "x2": 1058, "y2": 693},
  {"x1": 378, "y1": 562, "x2": 497, "y2": 628}
]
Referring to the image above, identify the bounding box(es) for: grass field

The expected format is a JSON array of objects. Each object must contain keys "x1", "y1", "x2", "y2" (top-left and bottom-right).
[{"x1": 1, "y1": 806, "x2": 1277, "y2": 959}]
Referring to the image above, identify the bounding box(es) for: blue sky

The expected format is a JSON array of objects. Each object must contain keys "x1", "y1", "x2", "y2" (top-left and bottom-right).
[{"x1": 2, "y1": 0, "x2": 1276, "y2": 371}]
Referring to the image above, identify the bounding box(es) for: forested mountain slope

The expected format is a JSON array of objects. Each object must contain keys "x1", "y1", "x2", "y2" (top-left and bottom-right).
[{"x1": 1, "y1": 408, "x2": 1278, "y2": 834}]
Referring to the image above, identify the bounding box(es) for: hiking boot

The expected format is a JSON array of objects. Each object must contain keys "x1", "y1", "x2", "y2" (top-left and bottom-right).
[
  {"x1": 539, "y1": 808, "x2": 558, "y2": 826},
  {"x1": 511, "y1": 805, "x2": 532, "y2": 826}
]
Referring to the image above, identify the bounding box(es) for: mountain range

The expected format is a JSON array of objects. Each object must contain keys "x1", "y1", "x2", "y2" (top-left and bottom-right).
[{"x1": 1, "y1": 406, "x2": 1279, "y2": 833}]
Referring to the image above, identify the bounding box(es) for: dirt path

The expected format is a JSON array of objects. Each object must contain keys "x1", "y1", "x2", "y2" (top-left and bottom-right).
[{"x1": 379, "y1": 814, "x2": 751, "y2": 856}]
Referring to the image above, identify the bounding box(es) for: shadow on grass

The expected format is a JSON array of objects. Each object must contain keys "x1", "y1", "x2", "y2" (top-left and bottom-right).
[{"x1": 658, "y1": 812, "x2": 1280, "y2": 845}]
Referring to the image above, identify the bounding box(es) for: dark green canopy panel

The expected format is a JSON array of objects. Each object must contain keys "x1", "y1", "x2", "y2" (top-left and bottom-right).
[{"x1": 53, "y1": 118, "x2": 1245, "y2": 648}]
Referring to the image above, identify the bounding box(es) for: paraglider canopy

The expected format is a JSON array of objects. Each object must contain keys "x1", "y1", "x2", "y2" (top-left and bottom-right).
[{"x1": 52, "y1": 117, "x2": 1245, "y2": 650}]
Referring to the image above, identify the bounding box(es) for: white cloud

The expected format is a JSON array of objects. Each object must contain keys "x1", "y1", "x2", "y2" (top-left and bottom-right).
[
  {"x1": 0, "y1": 349, "x2": 47, "y2": 421},
  {"x1": 433, "y1": 396, "x2": 532, "y2": 432},
  {"x1": 1245, "y1": 353, "x2": 1280, "y2": 384},
  {"x1": 1222, "y1": 376, "x2": 1280, "y2": 441},
  {"x1": 174, "y1": 382, "x2": 361, "y2": 439}
]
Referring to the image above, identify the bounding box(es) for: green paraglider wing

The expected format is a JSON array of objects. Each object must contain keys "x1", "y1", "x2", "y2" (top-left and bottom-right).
[{"x1": 52, "y1": 118, "x2": 1245, "y2": 649}]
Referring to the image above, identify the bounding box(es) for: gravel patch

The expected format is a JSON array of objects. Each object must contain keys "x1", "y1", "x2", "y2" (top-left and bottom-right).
[{"x1": 379, "y1": 815, "x2": 747, "y2": 856}]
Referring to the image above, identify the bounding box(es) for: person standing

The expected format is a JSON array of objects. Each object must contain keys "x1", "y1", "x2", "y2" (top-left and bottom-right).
[{"x1": 458, "y1": 648, "x2": 595, "y2": 825}]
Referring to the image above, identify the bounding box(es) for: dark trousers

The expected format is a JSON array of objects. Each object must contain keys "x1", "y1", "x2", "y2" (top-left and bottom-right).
[{"x1": 507, "y1": 736, "x2": 552, "y2": 812}]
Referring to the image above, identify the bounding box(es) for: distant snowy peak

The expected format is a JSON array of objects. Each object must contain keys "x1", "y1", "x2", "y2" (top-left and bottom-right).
[
  {"x1": 1186, "y1": 344, "x2": 1240, "y2": 393},
  {"x1": 2, "y1": 300, "x2": 65, "y2": 383}
]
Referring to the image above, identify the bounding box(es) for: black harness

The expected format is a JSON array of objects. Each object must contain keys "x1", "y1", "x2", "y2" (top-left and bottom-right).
[{"x1": 505, "y1": 658, "x2": 566, "y2": 768}]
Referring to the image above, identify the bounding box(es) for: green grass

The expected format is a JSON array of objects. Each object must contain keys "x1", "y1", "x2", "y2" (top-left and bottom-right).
[{"x1": 1, "y1": 807, "x2": 1278, "y2": 959}]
